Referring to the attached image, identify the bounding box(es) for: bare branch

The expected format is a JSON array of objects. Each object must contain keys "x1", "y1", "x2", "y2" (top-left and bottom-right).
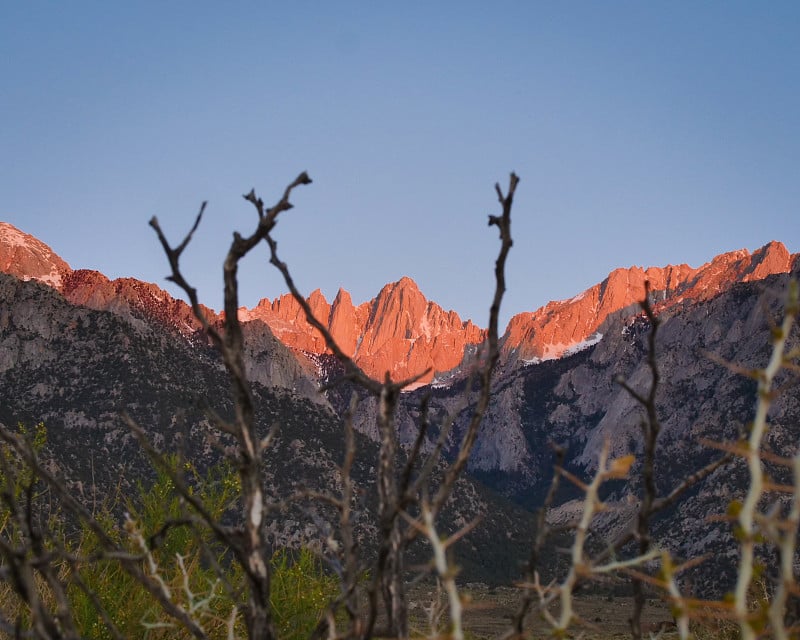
[
  {"x1": 505, "y1": 444, "x2": 565, "y2": 639},
  {"x1": 617, "y1": 282, "x2": 662, "y2": 640},
  {"x1": 432, "y1": 172, "x2": 518, "y2": 515}
]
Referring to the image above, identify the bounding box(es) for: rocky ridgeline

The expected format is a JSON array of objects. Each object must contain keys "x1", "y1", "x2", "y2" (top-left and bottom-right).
[
  {"x1": 240, "y1": 239, "x2": 796, "y2": 381},
  {"x1": 1, "y1": 221, "x2": 796, "y2": 389},
  {"x1": 390, "y1": 267, "x2": 800, "y2": 594},
  {"x1": 0, "y1": 223, "x2": 317, "y2": 398},
  {"x1": 501, "y1": 240, "x2": 795, "y2": 363}
]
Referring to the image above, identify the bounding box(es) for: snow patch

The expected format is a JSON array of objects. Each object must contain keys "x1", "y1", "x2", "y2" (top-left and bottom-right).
[
  {"x1": 0, "y1": 224, "x2": 31, "y2": 248},
  {"x1": 37, "y1": 270, "x2": 63, "y2": 288},
  {"x1": 521, "y1": 333, "x2": 603, "y2": 365},
  {"x1": 562, "y1": 332, "x2": 603, "y2": 356}
]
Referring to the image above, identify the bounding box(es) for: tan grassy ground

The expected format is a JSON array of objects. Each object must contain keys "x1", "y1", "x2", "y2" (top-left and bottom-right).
[{"x1": 409, "y1": 586, "x2": 677, "y2": 639}]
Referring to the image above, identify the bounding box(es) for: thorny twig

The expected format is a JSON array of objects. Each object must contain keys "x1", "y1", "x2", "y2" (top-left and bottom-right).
[{"x1": 518, "y1": 442, "x2": 640, "y2": 634}]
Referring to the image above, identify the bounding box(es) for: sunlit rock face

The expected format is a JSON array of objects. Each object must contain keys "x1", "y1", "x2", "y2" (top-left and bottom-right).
[
  {"x1": 501, "y1": 240, "x2": 794, "y2": 365},
  {"x1": 0, "y1": 222, "x2": 314, "y2": 397},
  {"x1": 238, "y1": 276, "x2": 485, "y2": 385},
  {"x1": 239, "y1": 240, "x2": 795, "y2": 385},
  {"x1": 5, "y1": 219, "x2": 793, "y2": 394},
  {"x1": 0, "y1": 222, "x2": 72, "y2": 289}
]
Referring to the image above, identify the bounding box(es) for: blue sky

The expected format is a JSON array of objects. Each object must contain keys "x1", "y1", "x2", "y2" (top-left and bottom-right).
[{"x1": 2, "y1": 2, "x2": 798, "y2": 328}]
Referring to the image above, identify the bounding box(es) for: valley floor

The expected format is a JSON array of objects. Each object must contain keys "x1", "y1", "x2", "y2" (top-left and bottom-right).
[{"x1": 408, "y1": 587, "x2": 677, "y2": 639}]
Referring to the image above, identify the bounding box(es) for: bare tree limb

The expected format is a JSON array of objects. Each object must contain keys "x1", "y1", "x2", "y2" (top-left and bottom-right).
[{"x1": 617, "y1": 282, "x2": 661, "y2": 640}]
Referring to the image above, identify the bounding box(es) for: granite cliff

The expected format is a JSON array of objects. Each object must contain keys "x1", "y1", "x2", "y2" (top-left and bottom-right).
[
  {"x1": 385, "y1": 268, "x2": 800, "y2": 594},
  {"x1": 501, "y1": 240, "x2": 795, "y2": 363},
  {"x1": 239, "y1": 277, "x2": 485, "y2": 385},
  {"x1": 239, "y1": 239, "x2": 796, "y2": 383}
]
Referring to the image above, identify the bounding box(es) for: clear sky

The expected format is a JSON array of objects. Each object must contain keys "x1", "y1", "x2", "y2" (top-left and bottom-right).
[{"x1": 2, "y1": 2, "x2": 798, "y2": 329}]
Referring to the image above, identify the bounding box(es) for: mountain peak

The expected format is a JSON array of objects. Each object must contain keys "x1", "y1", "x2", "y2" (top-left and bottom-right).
[
  {"x1": 308, "y1": 288, "x2": 328, "y2": 304},
  {"x1": 237, "y1": 276, "x2": 486, "y2": 383},
  {"x1": 333, "y1": 287, "x2": 352, "y2": 306},
  {"x1": 745, "y1": 241, "x2": 791, "y2": 282},
  {"x1": 396, "y1": 275, "x2": 419, "y2": 289},
  {"x1": 503, "y1": 242, "x2": 797, "y2": 363},
  {"x1": 374, "y1": 276, "x2": 423, "y2": 301},
  {"x1": 0, "y1": 222, "x2": 72, "y2": 289}
]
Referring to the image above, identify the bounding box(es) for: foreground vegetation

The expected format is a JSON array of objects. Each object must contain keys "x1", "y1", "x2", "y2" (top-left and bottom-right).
[
  {"x1": 1, "y1": 172, "x2": 798, "y2": 638},
  {"x1": 0, "y1": 444, "x2": 338, "y2": 639}
]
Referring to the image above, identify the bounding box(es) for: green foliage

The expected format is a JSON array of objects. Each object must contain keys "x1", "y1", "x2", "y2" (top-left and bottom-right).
[
  {"x1": 270, "y1": 547, "x2": 339, "y2": 640},
  {"x1": 0, "y1": 422, "x2": 61, "y2": 633},
  {"x1": 0, "y1": 422, "x2": 47, "y2": 503},
  {"x1": 0, "y1": 421, "x2": 53, "y2": 552},
  {"x1": 0, "y1": 438, "x2": 339, "y2": 639}
]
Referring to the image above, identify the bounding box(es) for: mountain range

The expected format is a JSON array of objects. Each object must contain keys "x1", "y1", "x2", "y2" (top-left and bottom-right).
[
  {"x1": 2, "y1": 221, "x2": 795, "y2": 384},
  {"x1": 1, "y1": 220, "x2": 798, "y2": 594}
]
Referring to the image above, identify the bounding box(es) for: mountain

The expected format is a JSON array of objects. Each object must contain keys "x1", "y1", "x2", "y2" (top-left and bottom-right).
[
  {"x1": 502, "y1": 240, "x2": 795, "y2": 364},
  {"x1": 0, "y1": 271, "x2": 537, "y2": 587},
  {"x1": 1, "y1": 222, "x2": 795, "y2": 389},
  {"x1": 2, "y1": 220, "x2": 799, "y2": 595},
  {"x1": 0, "y1": 222, "x2": 317, "y2": 399},
  {"x1": 0, "y1": 223, "x2": 218, "y2": 333},
  {"x1": 238, "y1": 277, "x2": 485, "y2": 385},
  {"x1": 380, "y1": 267, "x2": 800, "y2": 595},
  {"x1": 238, "y1": 239, "x2": 796, "y2": 383}
]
